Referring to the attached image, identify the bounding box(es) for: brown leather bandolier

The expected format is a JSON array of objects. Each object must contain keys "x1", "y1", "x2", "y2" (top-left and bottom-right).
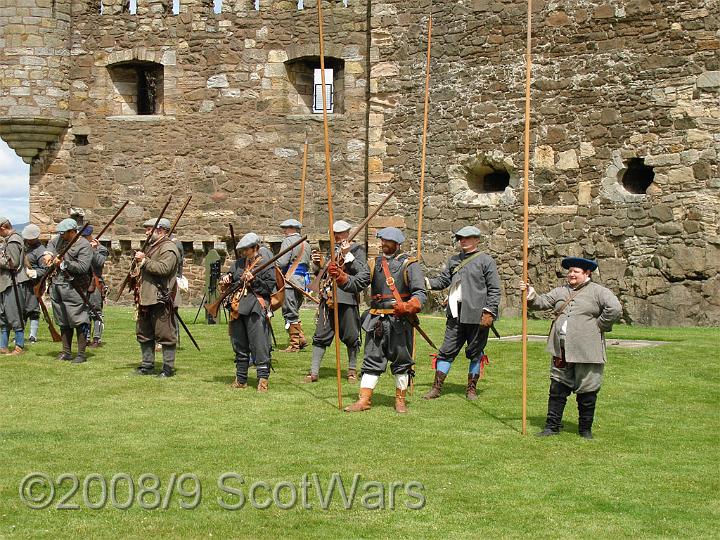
[
  {"x1": 229, "y1": 255, "x2": 261, "y2": 321},
  {"x1": 379, "y1": 257, "x2": 410, "y2": 309}
]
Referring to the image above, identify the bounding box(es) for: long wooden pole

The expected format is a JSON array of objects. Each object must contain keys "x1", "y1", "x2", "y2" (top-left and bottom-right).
[
  {"x1": 299, "y1": 134, "x2": 308, "y2": 223},
  {"x1": 416, "y1": 15, "x2": 432, "y2": 263},
  {"x1": 412, "y1": 14, "x2": 433, "y2": 365},
  {"x1": 317, "y1": 0, "x2": 343, "y2": 411},
  {"x1": 521, "y1": 0, "x2": 533, "y2": 435}
]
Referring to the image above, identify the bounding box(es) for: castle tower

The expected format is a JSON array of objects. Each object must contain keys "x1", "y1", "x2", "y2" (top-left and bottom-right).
[{"x1": 0, "y1": 0, "x2": 75, "y2": 164}]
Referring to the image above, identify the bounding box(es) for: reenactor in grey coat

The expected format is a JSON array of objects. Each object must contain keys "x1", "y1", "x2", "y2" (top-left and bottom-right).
[
  {"x1": 277, "y1": 219, "x2": 312, "y2": 352},
  {"x1": 343, "y1": 227, "x2": 427, "y2": 414},
  {"x1": 221, "y1": 232, "x2": 276, "y2": 392},
  {"x1": 134, "y1": 218, "x2": 181, "y2": 377},
  {"x1": 521, "y1": 257, "x2": 622, "y2": 439},
  {"x1": 305, "y1": 220, "x2": 371, "y2": 383},
  {"x1": 80, "y1": 225, "x2": 109, "y2": 348},
  {"x1": 22, "y1": 224, "x2": 49, "y2": 343},
  {"x1": 0, "y1": 217, "x2": 31, "y2": 355},
  {"x1": 424, "y1": 226, "x2": 502, "y2": 401},
  {"x1": 47, "y1": 218, "x2": 94, "y2": 363}
]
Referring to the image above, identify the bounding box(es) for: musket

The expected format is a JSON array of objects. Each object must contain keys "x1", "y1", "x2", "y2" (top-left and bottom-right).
[
  {"x1": 310, "y1": 189, "x2": 396, "y2": 293},
  {"x1": 168, "y1": 195, "x2": 191, "y2": 237},
  {"x1": 33, "y1": 223, "x2": 88, "y2": 299},
  {"x1": 205, "y1": 235, "x2": 308, "y2": 320},
  {"x1": 228, "y1": 223, "x2": 239, "y2": 260},
  {"x1": 38, "y1": 295, "x2": 61, "y2": 342},
  {"x1": 174, "y1": 308, "x2": 200, "y2": 351},
  {"x1": 282, "y1": 274, "x2": 320, "y2": 304},
  {"x1": 94, "y1": 200, "x2": 129, "y2": 240},
  {"x1": 405, "y1": 314, "x2": 437, "y2": 350},
  {"x1": 115, "y1": 196, "x2": 172, "y2": 301}
]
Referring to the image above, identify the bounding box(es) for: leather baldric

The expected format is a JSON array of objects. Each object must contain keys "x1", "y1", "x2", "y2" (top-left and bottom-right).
[
  {"x1": 380, "y1": 257, "x2": 407, "y2": 306},
  {"x1": 552, "y1": 280, "x2": 591, "y2": 324}
]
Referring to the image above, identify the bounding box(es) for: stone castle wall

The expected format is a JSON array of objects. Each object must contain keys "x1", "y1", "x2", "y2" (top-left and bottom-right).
[{"x1": 0, "y1": 0, "x2": 718, "y2": 325}]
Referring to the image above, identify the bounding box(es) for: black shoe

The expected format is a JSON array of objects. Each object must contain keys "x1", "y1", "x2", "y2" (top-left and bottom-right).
[
  {"x1": 579, "y1": 430, "x2": 593, "y2": 440},
  {"x1": 29, "y1": 336, "x2": 37, "y2": 343},
  {"x1": 57, "y1": 353, "x2": 73, "y2": 361},
  {"x1": 535, "y1": 428, "x2": 561, "y2": 437},
  {"x1": 157, "y1": 369, "x2": 174, "y2": 378},
  {"x1": 71, "y1": 354, "x2": 86, "y2": 364},
  {"x1": 134, "y1": 367, "x2": 153, "y2": 376}
]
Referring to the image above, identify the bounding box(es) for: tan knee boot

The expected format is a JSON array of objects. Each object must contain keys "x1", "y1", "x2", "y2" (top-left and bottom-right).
[
  {"x1": 344, "y1": 388, "x2": 373, "y2": 412},
  {"x1": 395, "y1": 388, "x2": 408, "y2": 413}
]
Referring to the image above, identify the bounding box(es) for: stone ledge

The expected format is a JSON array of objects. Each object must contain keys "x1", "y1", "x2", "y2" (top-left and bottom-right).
[{"x1": 106, "y1": 115, "x2": 177, "y2": 122}]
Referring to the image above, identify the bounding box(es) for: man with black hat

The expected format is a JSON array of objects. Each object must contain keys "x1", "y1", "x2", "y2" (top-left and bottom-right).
[
  {"x1": 133, "y1": 217, "x2": 180, "y2": 377},
  {"x1": 22, "y1": 224, "x2": 49, "y2": 343},
  {"x1": 342, "y1": 227, "x2": 427, "y2": 414},
  {"x1": 0, "y1": 217, "x2": 31, "y2": 355},
  {"x1": 304, "y1": 220, "x2": 370, "y2": 383},
  {"x1": 80, "y1": 225, "x2": 109, "y2": 348},
  {"x1": 221, "y1": 232, "x2": 276, "y2": 392},
  {"x1": 520, "y1": 257, "x2": 622, "y2": 439},
  {"x1": 277, "y1": 218, "x2": 311, "y2": 352},
  {"x1": 424, "y1": 225, "x2": 501, "y2": 401},
  {"x1": 48, "y1": 218, "x2": 94, "y2": 363}
]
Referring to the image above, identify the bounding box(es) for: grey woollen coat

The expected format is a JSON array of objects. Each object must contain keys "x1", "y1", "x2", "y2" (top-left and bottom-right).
[{"x1": 529, "y1": 281, "x2": 622, "y2": 364}]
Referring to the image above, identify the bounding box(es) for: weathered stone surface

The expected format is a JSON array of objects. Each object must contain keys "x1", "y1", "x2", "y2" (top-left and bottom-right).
[
  {"x1": 0, "y1": 0, "x2": 717, "y2": 326},
  {"x1": 697, "y1": 71, "x2": 720, "y2": 89}
]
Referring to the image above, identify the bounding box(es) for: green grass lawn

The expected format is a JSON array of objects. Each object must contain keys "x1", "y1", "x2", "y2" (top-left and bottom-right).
[{"x1": 1, "y1": 307, "x2": 718, "y2": 538}]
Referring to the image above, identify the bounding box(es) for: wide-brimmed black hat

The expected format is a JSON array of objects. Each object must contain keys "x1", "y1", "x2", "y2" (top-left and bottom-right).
[{"x1": 561, "y1": 257, "x2": 598, "y2": 272}]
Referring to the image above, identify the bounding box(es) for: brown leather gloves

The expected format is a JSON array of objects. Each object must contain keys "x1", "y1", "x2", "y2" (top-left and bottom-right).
[
  {"x1": 393, "y1": 296, "x2": 422, "y2": 316},
  {"x1": 327, "y1": 262, "x2": 349, "y2": 286},
  {"x1": 480, "y1": 311, "x2": 494, "y2": 328}
]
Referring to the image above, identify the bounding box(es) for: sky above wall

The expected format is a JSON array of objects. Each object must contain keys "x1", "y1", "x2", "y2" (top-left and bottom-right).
[{"x1": 0, "y1": 139, "x2": 30, "y2": 225}]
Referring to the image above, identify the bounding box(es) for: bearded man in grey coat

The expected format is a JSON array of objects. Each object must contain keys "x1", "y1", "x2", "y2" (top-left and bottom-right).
[{"x1": 521, "y1": 257, "x2": 622, "y2": 439}]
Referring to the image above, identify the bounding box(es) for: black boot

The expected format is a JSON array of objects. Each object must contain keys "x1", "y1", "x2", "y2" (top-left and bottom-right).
[
  {"x1": 536, "y1": 380, "x2": 572, "y2": 436},
  {"x1": 158, "y1": 345, "x2": 176, "y2": 377},
  {"x1": 135, "y1": 341, "x2": 155, "y2": 374},
  {"x1": 58, "y1": 328, "x2": 73, "y2": 361},
  {"x1": 577, "y1": 391, "x2": 598, "y2": 439},
  {"x1": 72, "y1": 327, "x2": 88, "y2": 363}
]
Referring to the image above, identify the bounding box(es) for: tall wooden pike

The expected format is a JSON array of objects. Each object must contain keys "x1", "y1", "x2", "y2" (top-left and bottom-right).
[
  {"x1": 317, "y1": 0, "x2": 343, "y2": 410},
  {"x1": 412, "y1": 14, "x2": 433, "y2": 365},
  {"x1": 299, "y1": 134, "x2": 308, "y2": 224},
  {"x1": 521, "y1": 0, "x2": 533, "y2": 435}
]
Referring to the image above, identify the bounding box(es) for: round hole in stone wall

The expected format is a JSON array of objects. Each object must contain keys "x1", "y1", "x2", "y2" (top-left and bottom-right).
[
  {"x1": 621, "y1": 158, "x2": 654, "y2": 194},
  {"x1": 466, "y1": 164, "x2": 510, "y2": 194}
]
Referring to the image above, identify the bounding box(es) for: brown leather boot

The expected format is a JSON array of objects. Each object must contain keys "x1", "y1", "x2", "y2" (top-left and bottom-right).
[
  {"x1": 257, "y1": 378, "x2": 269, "y2": 393},
  {"x1": 301, "y1": 373, "x2": 319, "y2": 383},
  {"x1": 344, "y1": 388, "x2": 373, "y2": 412},
  {"x1": 230, "y1": 377, "x2": 248, "y2": 389},
  {"x1": 282, "y1": 324, "x2": 301, "y2": 352},
  {"x1": 297, "y1": 322, "x2": 308, "y2": 349},
  {"x1": 423, "y1": 371, "x2": 447, "y2": 400},
  {"x1": 395, "y1": 388, "x2": 408, "y2": 413},
  {"x1": 0, "y1": 348, "x2": 8, "y2": 355},
  {"x1": 347, "y1": 368, "x2": 358, "y2": 383},
  {"x1": 466, "y1": 374, "x2": 480, "y2": 400},
  {"x1": 8, "y1": 346, "x2": 24, "y2": 356}
]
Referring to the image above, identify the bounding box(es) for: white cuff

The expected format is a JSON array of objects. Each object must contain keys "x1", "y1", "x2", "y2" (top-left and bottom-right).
[
  {"x1": 526, "y1": 286, "x2": 536, "y2": 301},
  {"x1": 343, "y1": 252, "x2": 355, "y2": 264}
]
